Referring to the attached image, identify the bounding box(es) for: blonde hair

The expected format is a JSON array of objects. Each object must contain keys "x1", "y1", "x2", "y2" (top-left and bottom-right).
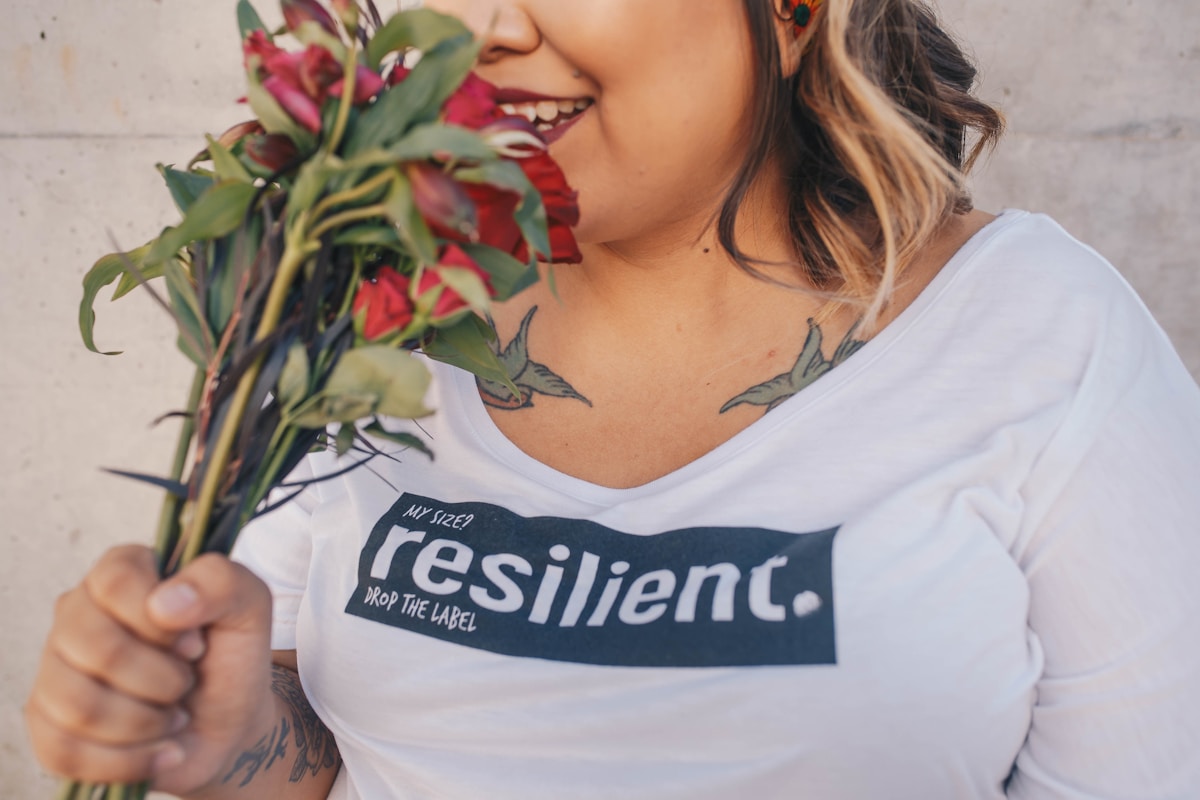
[{"x1": 720, "y1": 0, "x2": 1003, "y2": 327}]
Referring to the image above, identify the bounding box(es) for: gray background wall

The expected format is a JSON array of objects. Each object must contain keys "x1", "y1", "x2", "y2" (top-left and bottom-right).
[{"x1": 1, "y1": 1, "x2": 1197, "y2": 796}]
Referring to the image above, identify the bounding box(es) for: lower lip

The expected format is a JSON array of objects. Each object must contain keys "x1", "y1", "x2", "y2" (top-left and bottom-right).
[{"x1": 541, "y1": 107, "x2": 588, "y2": 145}]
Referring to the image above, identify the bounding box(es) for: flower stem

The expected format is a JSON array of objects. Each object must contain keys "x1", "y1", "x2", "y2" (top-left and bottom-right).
[
  {"x1": 308, "y1": 203, "x2": 387, "y2": 240},
  {"x1": 180, "y1": 235, "x2": 309, "y2": 565},
  {"x1": 326, "y1": 39, "x2": 359, "y2": 155},
  {"x1": 153, "y1": 368, "x2": 205, "y2": 573},
  {"x1": 311, "y1": 169, "x2": 394, "y2": 221}
]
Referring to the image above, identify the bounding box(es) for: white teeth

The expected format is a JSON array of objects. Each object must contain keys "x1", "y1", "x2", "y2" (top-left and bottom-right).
[
  {"x1": 536, "y1": 122, "x2": 553, "y2": 132},
  {"x1": 535, "y1": 100, "x2": 559, "y2": 122},
  {"x1": 557, "y1": 99, "x2": 576, "y2": 115},
  {"x1": 499, "y1": 103, "x2": 518, "y2": 116},
  {"x1": 574, "y1": 99, "x2": 590, "y2": 111},
  {"x1": 519, "y1": 105, "x2": 537, "y2": 123}
]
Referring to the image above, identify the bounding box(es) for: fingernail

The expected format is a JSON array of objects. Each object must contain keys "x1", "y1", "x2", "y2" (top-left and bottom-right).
[
  {"x1": 170, "y1": 708, "x2": 191, "y2": 734},
  {"x1": 149, "y1": 582, "x2": 198, "y2": 618},
  {"x1": 174, "y1": 629, "x2": 206, "y2": 661},
  {"x1": 153, "y1": 742, "x2": 185, "y2": 772}
]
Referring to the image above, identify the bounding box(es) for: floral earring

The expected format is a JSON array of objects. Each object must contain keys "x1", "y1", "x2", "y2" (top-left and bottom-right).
[{"x1": 782, "y1": 0, "x2": 823, "y2": 36}]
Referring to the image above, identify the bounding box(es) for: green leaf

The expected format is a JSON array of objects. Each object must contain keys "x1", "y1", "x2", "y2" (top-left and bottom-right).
[
  {"x1": 388, "y1": 124, "x2": 495, "y2": 163},
  {"x1": 363, "y1": 421, "x2": 433, "y2": 459},
  {"x1": 278, "y1": 343, "x2": 311, "y2": 409},
  {"x1": 147, "y1": 181, "x2": 259, "y2": 266},
  {"x1": 159, "y1": 165, "x2": 215, "y2": 214},
  {"x1": 205, "y1": 134, "x2": 254, "y2": 184},
  {"x1": 334, "y1": 423, "x2": 356, "y2": 456},
  {"x1": 346, "y1": 35, "x2": 479, "y2": 156},
  {"x1": 460, "y1": 243, "x2": 536, "y2": 301},
  {"x1": 422, "y1": 314, "x2": 513, "y2": 390},
  {"x1": 288, "y1": 155, "x2": 335, "y2": 223},
  {"x1": 384, "y1": 172, "x2": 438, "y2": 264},
  {"x1": 365, "y1": 9, "x2": 472, "y2": 69},
  {"x1": 236, "y1": 0, "x2": 270, "y2": 39},
  {"x1": 332, "y1": 224, "x2": 404, "y2": 249},
  {"x1": 79, "y1": 245, "x2": 150, "y2": 354},
  {"x1": 162, "y1": 260, "x2": 214, "y2": 367},
  {"x1": 291, "y1": 346, "x2": 432, "y2": 427},
  {"x1": 434, "y1": 266, "x2": 491, "y2": 318},
  {"x1": 112, "y1": 258, "x2": 164, "y2": 300}
]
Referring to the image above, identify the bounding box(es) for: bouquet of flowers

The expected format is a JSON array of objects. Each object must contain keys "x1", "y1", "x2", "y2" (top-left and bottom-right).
[{"x1": 65, "y1": 1, "x2": 579, "y2": 797}]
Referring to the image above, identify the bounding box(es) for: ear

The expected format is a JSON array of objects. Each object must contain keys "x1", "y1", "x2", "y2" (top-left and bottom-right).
[{"x1": 775, "y1": 0, "x2": 821, "y2": 77}]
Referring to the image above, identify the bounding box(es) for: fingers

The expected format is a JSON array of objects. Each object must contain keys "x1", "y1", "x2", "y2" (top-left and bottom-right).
[
  {"x1": 25, "y1": 701, "x2": 184, "y2": 785},
  {"x1": 29, "y1": 650, "x2": 188, "y2": 747},
  {"x1": 83, "y1": 545, "x2": 177, "y2": 650}
]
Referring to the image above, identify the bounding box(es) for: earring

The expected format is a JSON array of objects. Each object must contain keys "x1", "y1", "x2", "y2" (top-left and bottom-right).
[{"x1": 782, "y1": 0, "x2": 823, "y2": 35}]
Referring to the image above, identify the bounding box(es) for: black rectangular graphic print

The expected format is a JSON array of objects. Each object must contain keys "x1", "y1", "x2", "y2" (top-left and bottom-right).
[{"x1": 346, "y1": 493, "x2": 838, "y2": 667}]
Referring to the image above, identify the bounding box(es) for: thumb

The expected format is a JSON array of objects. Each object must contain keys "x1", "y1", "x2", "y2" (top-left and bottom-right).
[{"x1": 146, "y1": 554, "x2": 273, "y2": 637}]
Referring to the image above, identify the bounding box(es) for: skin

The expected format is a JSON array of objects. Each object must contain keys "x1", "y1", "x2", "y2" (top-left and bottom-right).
[
  {"x1": 27, "y1": 0, "x2": 992, "y2": 794},
  {"x1": 430, "y1": 0, "x2": 992, "y2": 488}
]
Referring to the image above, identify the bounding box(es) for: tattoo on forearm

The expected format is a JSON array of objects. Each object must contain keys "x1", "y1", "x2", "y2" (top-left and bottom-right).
[
  {"x1": 478, "y1": 305, "x2": 592, "y2": 410},
  {"x1": 222, "y1": 665, "x2": 340, "y2": 788},
  {"x1": 721, "y1": 319, "x2": 866, "y2": 414}
]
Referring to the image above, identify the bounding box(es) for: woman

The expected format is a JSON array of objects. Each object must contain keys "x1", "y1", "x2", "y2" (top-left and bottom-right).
[{"x1": 26, "y1": 0, "x2": 1200, "y2": 798}]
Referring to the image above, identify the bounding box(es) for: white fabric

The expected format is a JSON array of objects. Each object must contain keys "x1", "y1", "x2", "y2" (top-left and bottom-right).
[{"x1": 234, "y1": 210, "x2": 1200, "y2": 799}]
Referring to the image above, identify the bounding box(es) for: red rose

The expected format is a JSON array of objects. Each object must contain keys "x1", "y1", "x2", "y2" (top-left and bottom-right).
[
  {"x1": 442, "y1": 73, "x2": 501, "y2": 129},
  {"x1": 418, "y1": 245, "x2": 496, "y2": 323},
  {"x1": 354, "y1": 267, "x2": 415, "y2": 340},
  {"x1": 514, "y1": 151, "x2": 581, "y2": 264}
]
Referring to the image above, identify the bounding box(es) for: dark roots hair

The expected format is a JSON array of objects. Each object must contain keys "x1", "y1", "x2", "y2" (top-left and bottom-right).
[{"x1": 723, "y1": 0, "x2": 1004, "y2": 324}]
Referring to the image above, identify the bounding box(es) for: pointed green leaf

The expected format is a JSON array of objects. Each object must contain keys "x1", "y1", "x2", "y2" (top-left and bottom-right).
[
  {"x1": 291, "y1": 346, "x2": 432, "y2": 426},
  {"x1": 333, "y1": 224, "x2": 404, "y2": 249},
  {"x1": 435, "y1": 266, "x2": 491, "y2": 317},
  {"x1": 278, "y1": 343, "x2": 311, "y2": 409},
  {"x1": 387, "y1": 124, "x2": 494, "y2": 163},
  {"x1": 335, "y1": 423, "x2": 356, "y2": 456},
  {"x1": 147, "y1": 181, "x2": 259, "y2": 265},
  {"x1": 205, "y1": 134, "x2": 254, "y2": 184},
  {"x1": 460, "y1": 243, "x2": 535, "y2": 301},
  {"x1": 159, "y1": 165, "x2": 215, "y2": 214},
  {"x1": 422, "y1": 314, "x2": 513, "y2": 390},
  {"x1": 162, "y1": 260, "x2": 214, "y2": 367},
  {"x1": 365, "y1": 9, "x2": 472, "y2": 69},
  {"x1": 346, "y1": 35, "x2": 479, "y2": 156},
  {"x1": 79, "y1": 247, "x2": 145, "y2": 354},
  {"x1": 384, "y1": 172, "x2": 438, "y2": 264},
  {"x1": 236, "y1": 0, "x2": 270, "y2": 39}
]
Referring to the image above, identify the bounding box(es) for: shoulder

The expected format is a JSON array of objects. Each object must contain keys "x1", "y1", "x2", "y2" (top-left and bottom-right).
[{"x1": 929, "y1": 210, "x2": 1178, "y2": 375}]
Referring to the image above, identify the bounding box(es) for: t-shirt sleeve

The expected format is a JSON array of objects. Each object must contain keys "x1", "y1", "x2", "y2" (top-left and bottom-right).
[
  {"x1": 1006, "y1": 293, "x2": 1200, "y2": 798},
  {"x1": 230, "y1": 457, "x2": 321, "y2": 652}
]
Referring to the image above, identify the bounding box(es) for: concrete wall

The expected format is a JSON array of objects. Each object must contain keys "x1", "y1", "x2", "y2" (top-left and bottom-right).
[{"x1": 2, "y1": 1, "x2": 1197, "y2": 796}]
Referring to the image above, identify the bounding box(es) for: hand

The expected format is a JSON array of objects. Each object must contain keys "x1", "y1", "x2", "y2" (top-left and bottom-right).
[{"x1": 26, "y1": 545, "x2": 276, "y2": 796}]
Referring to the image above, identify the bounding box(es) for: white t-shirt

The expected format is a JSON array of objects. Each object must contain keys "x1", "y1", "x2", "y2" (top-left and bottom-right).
[{"x1": 234, "y1": 210, "x2": 1200, "y2": 799}]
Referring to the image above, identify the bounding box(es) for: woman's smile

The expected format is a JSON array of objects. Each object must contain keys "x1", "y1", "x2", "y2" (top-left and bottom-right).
[{"x1": 493, "y1": 88, "x2": 594, "y2": 142}]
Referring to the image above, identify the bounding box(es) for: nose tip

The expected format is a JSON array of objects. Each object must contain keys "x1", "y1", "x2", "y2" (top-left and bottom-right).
[{"x1": 471, "y1": 6, "x2": 542, "y2": 63}]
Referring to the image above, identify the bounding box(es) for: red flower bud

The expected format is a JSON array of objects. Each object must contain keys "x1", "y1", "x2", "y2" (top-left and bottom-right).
[
  {"x1": 354, "y1": 268, "x2": 415, "y2": 340},
  {"x1": 330, "y1": 65, "x2": 386, "y2": 105},
  {"x1": 281, "y1": 0, "x2": 340, "y2": 36},
  {"x1": 407, "y1": 162, "x2": 478, "y2": 242},
  {"x1": 214, "y1": 120, "x2": 265, "y2": 150},
  {"x1": 263, "y1": 75, "x2": 324, "y2": 133},
  {"x1": 244, "y1": 133, "x2": 300, "y2": 172}
]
